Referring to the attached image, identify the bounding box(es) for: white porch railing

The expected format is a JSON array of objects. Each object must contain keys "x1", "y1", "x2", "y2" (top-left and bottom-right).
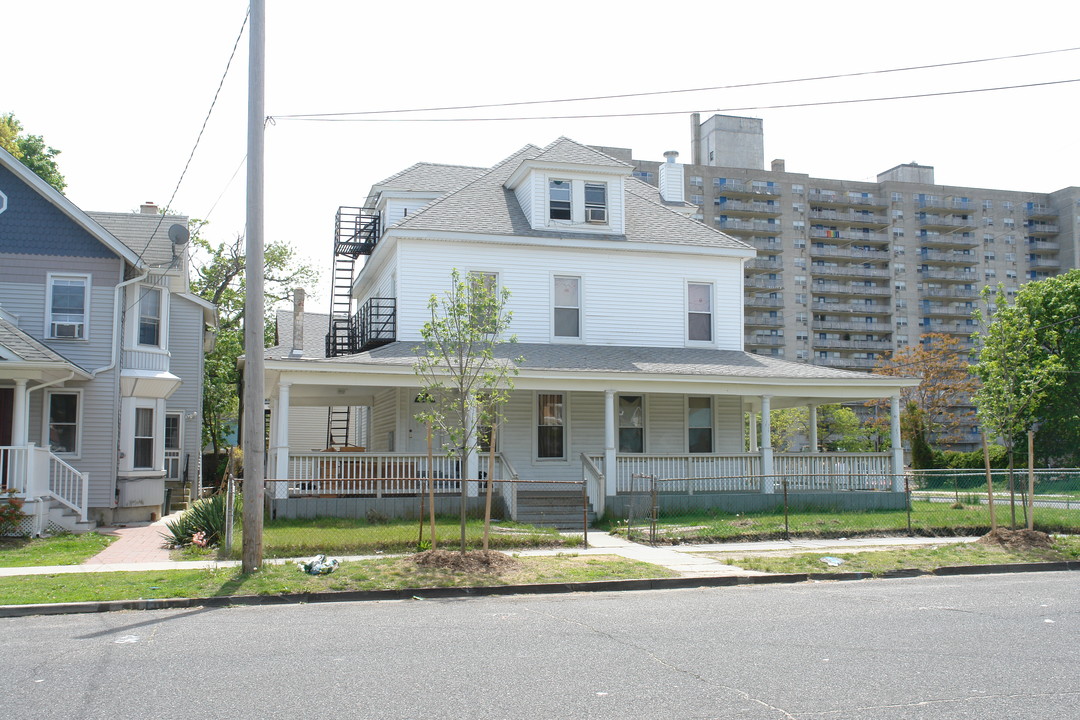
[
  {"x1": 589, "y1": 452, "x2": 895, "y2": 494},
  {"x1": 278, "y1": 451, "x2": 510, "y2": 498},
  {"x1": 1, "y1": 444, "x2": 90, "y2": 522}
]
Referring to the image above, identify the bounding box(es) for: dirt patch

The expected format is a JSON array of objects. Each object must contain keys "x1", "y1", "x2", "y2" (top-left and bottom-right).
[
  {"x1": 977, "y1": 528, "x2": 1054, "y2": 551},
  {"x1": 412, "y1": 549, "x2": 521, "y2": 573},
  {"x1": 731, "y1": 519, "x2": 757, "y2": 528}
]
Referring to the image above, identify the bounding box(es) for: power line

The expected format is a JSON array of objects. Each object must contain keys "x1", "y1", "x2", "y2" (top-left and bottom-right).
[
  {"x1": 269, "y1": 78, "x2": 1080, "y2": 124},
  {"x1": 272, "y1": 46, "x2": 1080, "y2": 120},
  {"x1": 133, "y1": 7, "x2": 249, "y2": 264}
]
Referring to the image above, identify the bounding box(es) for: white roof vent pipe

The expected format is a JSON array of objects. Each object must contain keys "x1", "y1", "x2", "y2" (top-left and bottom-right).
[{"x1": 658, "y1": 151, "x2": 685, "y2": 204}]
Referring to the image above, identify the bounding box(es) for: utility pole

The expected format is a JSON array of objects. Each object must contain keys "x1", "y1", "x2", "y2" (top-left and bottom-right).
[{"x1": 242, "y1": 0, "x2": 266, "y2": 573}]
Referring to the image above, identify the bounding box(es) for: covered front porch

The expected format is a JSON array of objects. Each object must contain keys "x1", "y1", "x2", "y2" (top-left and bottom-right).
[{"x1": 261, "y1": 342, "x2": 918, "y2": 523}]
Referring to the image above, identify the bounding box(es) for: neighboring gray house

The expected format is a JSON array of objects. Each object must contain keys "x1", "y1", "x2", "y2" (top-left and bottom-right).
[{"x1": 0, "y1": 146, "x2": 215, "y2": 533}]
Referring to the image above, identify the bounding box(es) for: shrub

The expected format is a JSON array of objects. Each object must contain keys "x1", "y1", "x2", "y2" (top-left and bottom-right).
[
  {"x1": 0, "y1": 490, "x2": 27, "y2": 536},
  {"x1": 161, "y1": 492, "x2": 239, "y2": 548}
]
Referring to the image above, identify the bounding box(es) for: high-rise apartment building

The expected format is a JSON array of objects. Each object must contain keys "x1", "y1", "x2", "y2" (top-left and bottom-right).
[{"x1": 600, "y1": 114, "x2": 1079, "y2": 450}]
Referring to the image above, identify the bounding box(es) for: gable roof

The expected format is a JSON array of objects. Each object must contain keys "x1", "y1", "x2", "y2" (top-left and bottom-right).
[
  {"x1": 371, "y1": 162, "x2": 486, "y2": 194},
  {"x1": 0, "y1": 316, "x2": 90, "y2": 378},
  {"x1": 88, "y1": 211, "x2": 189, "y2": 269},
  {"x1": 390, "y1": 139, "x2": 750, "y2": 251},
  {"x1": 0, "y1": 146, "x2": 143, "y2": 267},
  {"x1": 528, "y1": 137, "x2": 633, "y2": 168}
]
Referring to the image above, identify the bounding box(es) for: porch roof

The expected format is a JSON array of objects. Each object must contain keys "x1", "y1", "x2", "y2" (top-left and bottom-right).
[
  {"x1": 0, "y1": 317, "x2": 91, "y2": 382},
  {"x1": 264, "y1": 341, "x2": 919, "y2": 405}
]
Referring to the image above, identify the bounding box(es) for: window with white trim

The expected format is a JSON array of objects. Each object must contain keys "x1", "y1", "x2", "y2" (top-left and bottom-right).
[
  {"x1": 584, "y1": 183, "x2": 607, "y2": 224},
  {"x1": 687, "y1": 282, "x2": 713, "y2": 342},
  {"x1": 553, "y1": 276, "x2": 580, "y2": 339},
  {"x1": 537, "y1": 393, "x2": 565, "y2": 459},
  {"x1": 133, "y1": 407, "x2": 155, "y2": 469},
  {"x1": 618, "y1": 395, "x2": 645, "y2": 453},
  {"x1": 687, "y1": 397, "x2": 713, "y2": 453},
  {"x1": 138, "y1": 287, "x2": 162, "y2": 346},
  {"x1": 46, "y1": 391, "x2": 80, "y2": 455},
  {"x1": 47, "y1": 274, "x2": 90, "y2": 339},
  {"x1": 548, "y1": 180, "x2": 571, "y2": 220}
]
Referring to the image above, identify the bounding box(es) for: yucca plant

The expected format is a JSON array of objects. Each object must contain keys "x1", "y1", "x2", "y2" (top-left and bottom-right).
[{"x1": 161, "y1": 492, "x2": 240, "y2": 548}]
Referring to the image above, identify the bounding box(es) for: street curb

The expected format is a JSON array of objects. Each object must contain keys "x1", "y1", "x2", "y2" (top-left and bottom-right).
[{"x1": 1, "y1": 561, "x2": 1078, "y2": 618}]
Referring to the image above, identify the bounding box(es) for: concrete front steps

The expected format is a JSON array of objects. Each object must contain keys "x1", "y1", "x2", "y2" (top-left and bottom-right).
[{"x1": 515, "y1": 490, "x2": 595, "y2": 531}]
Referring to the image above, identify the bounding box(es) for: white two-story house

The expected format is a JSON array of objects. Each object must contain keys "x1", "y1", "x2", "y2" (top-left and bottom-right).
[
  {"x1": 258, "y1": 139, "x2": 917, "y2": 523},
  {"x1": 0, "y1": 147, "x2": 215, "y2": 532}
]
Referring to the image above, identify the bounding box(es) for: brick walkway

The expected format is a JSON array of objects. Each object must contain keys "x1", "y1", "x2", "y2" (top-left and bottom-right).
[{"x1": 83, "y1": 515, "x2": 177, "y2": 565}]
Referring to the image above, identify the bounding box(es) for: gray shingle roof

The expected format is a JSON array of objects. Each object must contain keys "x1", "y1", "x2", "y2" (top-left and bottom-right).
[
  {"x1": 530, "y1": 137, "x2": 632, "y2": 168},
  {"x1": 391, "y1": 140, "x2": 750, "y2": 250},
  {"x1": 0, "y1": 316, "x2": 86, "y2": 370},
  {"x1": 87, "y1": 211, "x2": 189, "y2": 268},
  {"x1": 270, "y1": 308, "x2": 332, "y2": 359},
  {"x1": 371, "y1": 162, "x2": 486, "y2": 194}
]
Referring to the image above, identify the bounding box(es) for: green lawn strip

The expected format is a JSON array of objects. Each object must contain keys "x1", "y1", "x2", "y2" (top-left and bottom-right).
[
  {"x1": 0, "y1": 534, "x2": 114, "y2": 568},
  {"x1": 710, "y1": 536, "x2": 1080, "y2": 576},
  {"x1": 603, "y1": 501, "x2": 1080, "y2": 543},
  {"x1": 0, "y1": 554, "x2": 673, "y2": 606},
  {"x1": 175, "y1": 516, "x2": 579, "y2": 560}
]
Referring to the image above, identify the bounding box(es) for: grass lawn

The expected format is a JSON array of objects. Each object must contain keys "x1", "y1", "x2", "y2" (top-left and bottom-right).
[
  {"x1": 0, "y1": 533, "x2": 114, "y2": 568},
  {"x1": 603, "y1": 501, "x2": 1080, "y2": 544},
  {"x1": 176, "y1": 516, "x2": 580, "y2": 560},
  {"x1": 710, "y1": 535, "x2": 1080, "y2": 576},
  {"x1": 0, "y1": 554, "x2": 673, "y2": 606}
]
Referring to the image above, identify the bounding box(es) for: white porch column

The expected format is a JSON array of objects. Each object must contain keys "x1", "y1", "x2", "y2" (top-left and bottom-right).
[
  {"x1": 11, "y1": 379, "x2": 28, "y2": 446},
  {"x1": 272, "y1": 382, "x2": 291, "y2": 498},
  {"x1": 466, "y1": 401, "x2": 479, "y2": 496},
  {"x1": 890, "y1": 394, "x2": 904, "y2": 492},
  {"x1": 603, "y1": 389, "x2": 616, "y2": 498},
  {"x1": 760, "y1": 395, "x2": 774, "y2": 493},
  {"x1": 808, "y1": 403, "x2": 818, "y2": 453},
  {"x1": 748, "y1": 410, "x2": 758, "y2": 452}
]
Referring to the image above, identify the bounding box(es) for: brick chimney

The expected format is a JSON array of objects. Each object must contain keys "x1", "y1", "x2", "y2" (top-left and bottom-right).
[
  {"x1": 139, "y1": 201, "x2": 158, "y2": 215},
  {"x1": 290, "y1": 288, "x2": 305, "y2": 358}
]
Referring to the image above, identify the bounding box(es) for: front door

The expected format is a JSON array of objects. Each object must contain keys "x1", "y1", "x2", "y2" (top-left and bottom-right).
[
  {"x1": 406, "y1": 394, "x2": 449, "y2": 454},
  {"x1": 164, "y1": 412, "x2": 182, "y2": 481}
]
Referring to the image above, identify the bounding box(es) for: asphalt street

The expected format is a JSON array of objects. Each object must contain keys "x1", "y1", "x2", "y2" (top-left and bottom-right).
[{"x1": 2, "y1": 572, "x2": 1076, "y2": 719}]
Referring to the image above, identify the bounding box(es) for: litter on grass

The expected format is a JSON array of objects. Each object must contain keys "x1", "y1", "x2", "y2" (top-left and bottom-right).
[
  {"x1": 820, "y1": 556, "x2": 845, "y2": 567},
  {"x1": 297, "y1": 554, "x2": 340, "y2": 575}
]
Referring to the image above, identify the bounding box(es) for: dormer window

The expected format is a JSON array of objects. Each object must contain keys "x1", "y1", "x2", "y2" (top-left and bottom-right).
[
  {"x1": 585, "y1": 183, "x2": 607, "y2": 223},
  {"x1": 549, "y1": 180, "x2": 571, "y2": 220}
]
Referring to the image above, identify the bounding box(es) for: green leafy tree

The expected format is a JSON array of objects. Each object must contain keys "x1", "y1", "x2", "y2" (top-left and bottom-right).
[
  {"x1": 0, "y1": 112, "x2": 66, "y2": 192},
  {"x1": 190, "y1": 230, "x2": 318, "y2": 459},
  {"x1": 413, "y1": 270, "x2": 520, "y2": 552},
  {"x1": 770, "y1": 404, "x2": 877, "y2": 452}
]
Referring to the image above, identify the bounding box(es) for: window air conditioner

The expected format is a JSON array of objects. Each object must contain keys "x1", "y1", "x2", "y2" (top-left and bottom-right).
[
  {"x1": 52, "y1": 322, "x2": 82, "y2": 338},
  {"x1": 585, "y1": 207, "x2": 607, "y2": 224}
]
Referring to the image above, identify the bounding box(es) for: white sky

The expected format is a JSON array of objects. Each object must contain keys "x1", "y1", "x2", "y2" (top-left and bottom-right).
[{"x1": 6, "y1": 1, "x2": 1080, "y2": 313}]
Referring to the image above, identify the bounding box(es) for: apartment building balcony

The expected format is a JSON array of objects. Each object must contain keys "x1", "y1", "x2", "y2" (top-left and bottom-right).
[
  {"x1": 918, "y1": 250, "x2": 978, "y2": 265},
  {"x1": 812, "y1": 283, "x2": 891, "y2": 296},
  {"x1": 746, "y1": 257, "x2": 784, "y2": 271},
  {"x1": 921, "y1": 304, "x2": 975, "y2": 318},
  {"x1": 917, "y1": 197, "x2": 974, "y2": 213},
  {"x1": 812, "y1": 319, "x2": 891, "y2": 332},
  {"x1": 746, "y1": 312, "x2": 784, "y2": 327},
  {"x1": 808, "y1": 245, "x2": 891, "y2": 261},
  {"x1": 923, "y1": 287, "x2": 980, "y2": 299},
  {"x1": 921, "y1": 322, "x2": 977, "y2": 335},
  {"x1": 745, "y1": 296, "x2": 784, "y2": 308},
  {"x1": 917, "y1": 233, "x2": 978, "y2": 249},
  {"x1": 1029, "y1": 257, "x2": 1061, "y2": 268},
  {"x1": 1027, "y1": 240, "x2": 1060, "y2": 251},
  {"x1": 1024, "y1": 204, "x2": 1057, "y2": 220},
  {"x1": 814, "y1": 338, "x2": 894, "y2": 351},
  {"x1": 809, "y1": 228, "x2": 887, "y2": 243},
  {"x1": 717, "y1": 218, "x2": 782, "y2": 235},
  {"x1": 807, "y1": 209, "x2": 889, "y2": 227},
  {"x1": 715, "y1": 199, "x2": 783, "y2": 216},
  {"x1": 815, "y1": 357, "x2": 880, "y2": 369},
  {"x1": 1025, "y1": 223, "x2": 1060, "y2": 236},
  {"x1": 745, "y1": 334, "x2": 785, "y2": 347},
  {"x1": 918, "y1": 268, "x2": 980, "y2": 282},
  {"x1": 810, "y1": 265, "x2": 891, "y2": 279},
  {"x1": 918, "y1": 215, "x2": 977, "y2": 231},
  {"x1": 746, "y1": 277, "x2": 784, "y2": 290},
  {"x1": 813, "y1": 301, "x2": 893, "y2": 314},
  {"x1": 746, "y1": 237, "x2": 785, "y2": 251},
  {"x1": 807, "y1": 191, "x2": 886, "y2": 209},
  {"x1": 715, "y1": 180, "x2": 781, "y2": 197}
]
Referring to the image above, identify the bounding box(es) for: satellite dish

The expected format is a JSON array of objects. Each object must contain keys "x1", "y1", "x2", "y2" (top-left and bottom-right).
[{"x1": 168, "y1": 224, "x2": 190, "y2": 245}]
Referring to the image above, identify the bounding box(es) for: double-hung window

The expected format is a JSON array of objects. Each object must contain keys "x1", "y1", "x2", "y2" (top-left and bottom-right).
[
  {"x1": 537, "y1": 393, "x2": 565, "y2": 459},
  {"x1": 553, "y1": 276, "x2": 580, "y2": 339},
  {"x1": 133, "y1": 407, "x2": 155, "y2": 469},
  {"x1": 138, "y1": 287, "x2": 162, "y2": 346},
  {"x1": 46, "y1": 391, "x2": 80, "y2": 454},
  {"x1": 584, "y1": 183, "x2": 607, "y2": 223},
  {"x1": 688, "y1": 397, "x2": 713, "y2": 453},
  {"x1": 47, "y1": 274, "x2": 90, "y2": 339},
  {"x1": 549, "y1": 180, "x2": 572, "y2": 220},
  {"x1": 618, "y1": 395, "x2": 644, "y2": 453},
  {"x1": 687, "y1": 282, "x2": 713, "y2": 342}
]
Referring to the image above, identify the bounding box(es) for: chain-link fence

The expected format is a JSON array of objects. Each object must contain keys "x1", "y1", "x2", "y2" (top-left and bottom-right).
[{"x1": 611, "y1": 470, "x2": 1080, "y2": 545}]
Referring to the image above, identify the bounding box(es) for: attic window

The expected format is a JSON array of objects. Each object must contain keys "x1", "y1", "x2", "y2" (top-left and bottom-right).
[
  {"x1": 584, "y1": 183, "x2": 607, "y2": 223},
  {"x1": 549, "y1": 180, "x2": 571, "y2": 220}
]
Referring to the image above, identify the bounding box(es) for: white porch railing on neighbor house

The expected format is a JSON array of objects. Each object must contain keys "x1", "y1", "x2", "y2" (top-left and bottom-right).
[
  {"x1": 589, "y1": 452, "x2": 894, "y2": 494},
  {"x1": 1, "y1": 445, "x2": 89, "y2": 522},
  {"x1": 275, "y1": 451, "x2": 512, "y2": 498}
]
